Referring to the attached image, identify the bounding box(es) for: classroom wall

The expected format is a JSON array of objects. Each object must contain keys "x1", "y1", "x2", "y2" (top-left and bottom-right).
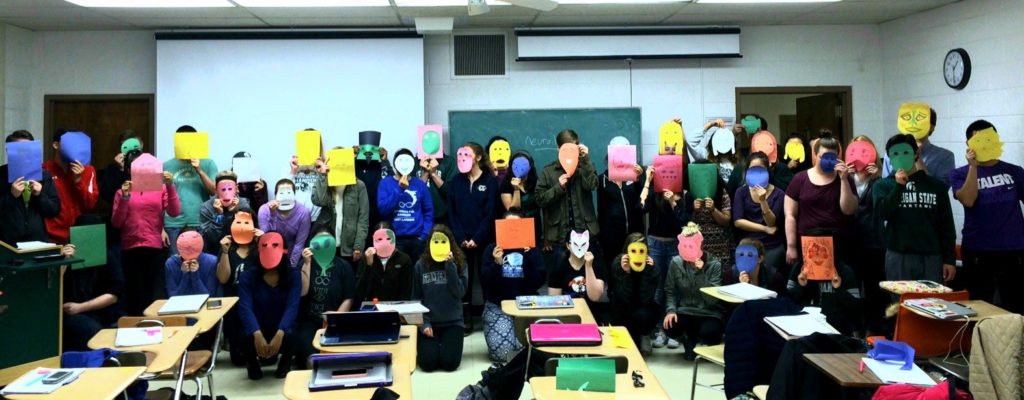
[{"x1": 738, "y1": 93, "x2": 805, "y2": 136}]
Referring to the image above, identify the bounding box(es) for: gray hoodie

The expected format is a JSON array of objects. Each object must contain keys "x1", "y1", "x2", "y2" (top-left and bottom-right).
[{"x1": 411, "y1": 259, "x2": 467, "y2": 329}]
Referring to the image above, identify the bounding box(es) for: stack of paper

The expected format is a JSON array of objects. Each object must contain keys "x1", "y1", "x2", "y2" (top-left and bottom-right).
[
  {"x1": 374, "y1": 302, "x2": 430, "y2": 315},
  {"x1": 0, "y1": 368, "x2": 85, "y2": 395},
  {"x1": 158, "y1": 294, "x2": 210, "y2": 315},
  {"x1": 764, "y1": 314, "x2": 840, "y2": 340},
  {"x1": 115, "y1": 327, "x2": 164, "y2": 347},
  {"x1": 16, "y1": 241, "x2": 57, "y2": 251},
  {"x1": 717, "y1": 282, "x2": 778, "y2": 301},
  {"x1": 862, "y1": 358, "x2": 936, "y2": 386}
]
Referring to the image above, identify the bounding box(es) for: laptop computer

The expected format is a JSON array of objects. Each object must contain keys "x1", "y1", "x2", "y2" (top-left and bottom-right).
[
  {"x1": 904, "y1": 298, "x2": 978, "y2": 320},
  {"x1": 529, "y1": 323, "x2": 602, "y2": 347},
  {"x1": 516, "y1": 295, "x2": 574, "y2": 310},
  {"x1": 319, "y1": 311, "x2": 402, "y2": 346}
]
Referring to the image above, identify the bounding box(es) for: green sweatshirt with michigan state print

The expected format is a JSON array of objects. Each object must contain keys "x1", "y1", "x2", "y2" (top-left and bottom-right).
[{"x1": 872, "y1": 170, "x2": 956, "y2": 265}]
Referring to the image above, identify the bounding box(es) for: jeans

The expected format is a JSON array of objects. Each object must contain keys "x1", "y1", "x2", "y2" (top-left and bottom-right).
[
  {"x1": 397, "y1": 236, "x2": 425, "y2": 263},
  {"x1": 647, "y1": 237, "x2": 678, "y2": 312},
  {"x1": 417, "y1": 325, "x2": 464, "y2": 372},
  {"x1": 962, "y1": 249, "x2": 1024, "y2": 315},
  {"x1": 165, "y1": 227, "x2": 182, "y2": 257}
]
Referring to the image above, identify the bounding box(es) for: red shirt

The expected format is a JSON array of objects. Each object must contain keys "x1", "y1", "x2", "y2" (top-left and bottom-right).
[{"x1": 42, "y1": 160, "x2": 98, "y2": 244}]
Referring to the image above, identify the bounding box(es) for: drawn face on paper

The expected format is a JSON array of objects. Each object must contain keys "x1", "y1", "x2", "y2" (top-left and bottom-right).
[
  {"x1": 804, "y1": 239, "x2": 831, "y2": 268},
  {"x1": 897, "y1": 102, "x2": 931, "y2": 139},
  {"x1": 511, "y1": 156, "x2": 530, "y2": 179},
  {"x1": 429, "y1": 232, "x2": 451, "y2": 262},
  {"x1": 394, "y1": 154, "x2": 415, "y2": 176},
  {"x1": 627, "y1": 242, "x2": 648, "y2": 272},
  {"x1": 711, "y1": 127, "x2": 735, "y2": 156},
  {"x1": 230, "y1": 212, "x2": 255, "y2": 244},
  {"x1": 121, "y1": 138, "x2": 142, "y2": 155},
  {"x1": 888, "y1": 143, "x2": 916, "y2": 172},
  {"x1": 677, "y1": 231, "x2": 703, "y2": 263},
  {"x1": 968, "y1": 128, "x2": 1003, "y2": 163},
  {"x1": 372, "y1": 228, "x2": 397, "y2": 259},
  {"x1": 845, "y1": 141, "x2": 877, "y2": 171},
  {"x1": 751, "y1": 132, "x2": 778, "y2": 163},
  {"x1": 489, "y1": 140, "x2": 511, "y2": 169},
  {"x1": 659, "y1": 121, "x2": 684, "y2": 156},
  {"x1": 746, "y1": 166, "x2": 769, "y2": 188},
  {"x1": 421, "y1": 129, "x2": 441, "y2": 156},
  {"x1": 735, "y1": 244, "x2": 759, "y2": 275},
  {"x1": 456, "y1": 146, "x2": 474, "y2": 173},
  {"x1": 309, "y1": 234, "x2": 337, "y2": 268},
  {"x1": 258, "y1": 232, "x2": 286, "y2": 269},
  {"x1": 784, "y1": 140, "x2": 805, "y2": 163},
  {"x1": 741, "y1": 116, "x2": 762, "y2": 136},
  {"x1": 217, "y1": 180, "x2": 237, "y2": 203},
  {"x1": 176, "y1": 231, "x2": 204, "y2": 262},
  {"x1": 818, "y1": 152, "x2": 839, "y2": 174},
  {"x1": 502, "y1": 252, "x2": 524, "y2": 278},
  {"x1": 653, "y1": 155, "x2": 683, "y2": 193},
  {"x1": 569, "y1": 230, "x2": 589, "y2": 259},
  {"x1": 559, "y1": 143, "x2": 579, "y2": 177},
  {"x1": 276, "y1": 185, "x2": 296, "y2": 211}
]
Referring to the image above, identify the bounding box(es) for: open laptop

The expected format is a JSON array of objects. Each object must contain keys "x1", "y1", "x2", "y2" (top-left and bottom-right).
[{"x1": 319, "y1": 311, "x2": 402, "y2": 346}]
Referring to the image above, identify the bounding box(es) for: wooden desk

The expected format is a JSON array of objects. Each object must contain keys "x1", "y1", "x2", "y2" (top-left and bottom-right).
[
  {"x1": 901, "y1": 300, "x2": 1011, "y2": 322},
  {"x1": 501, "y1": 298, "x2": 597, "y2": 324},
  {"x1": 803, "y1": 353, "x2": 885, "y2": 388},
  {"x1": 87, "y1": 326, "x2": 200, "y2": 374},
  {"x1": 282, "y1": 364, "x2": 412, "y2": 400},
  {"x1": 698, "y1": 287, "x2": 746, "y2": 304},
  {"x1": 4, "y1": 367, "x2": 146, "y2": 400},
  {"x1": 752, "y1": 385, "x2": 769, "y2": 399},
  {"x1": 142, "y1": 297, "x2": 239, "y2": 334},
  {"x1": 313, "y1": 325, "x2": 418, "y2": 373}
]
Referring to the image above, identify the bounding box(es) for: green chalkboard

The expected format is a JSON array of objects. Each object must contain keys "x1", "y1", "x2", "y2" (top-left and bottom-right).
[{"x1": 449, "y1": 108, "x2": 642, "y2": 174}]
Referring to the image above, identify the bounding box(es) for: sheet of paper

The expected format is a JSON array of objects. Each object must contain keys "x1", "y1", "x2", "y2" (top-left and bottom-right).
[
  {"x1": 326, "y1": 148, "x2": 356, "y2": 187},
  {"x1": 173, "y1": 132, "x2": 209, "y2": 160},
  {"x1": 607, "y1": 145, "x2": 637, "y2": 182},
  {"x1": 417, "y1": 124, "x2": 444, "y2": 159},
  {"x1": 659, "y1": 121, "x2": 683, "y2": 156},
  {"x1": 764, "y1": 314, "x2": 839, "y2": 338},
  {"x1": 801, "y1": 236, "x2": 836, "y2": 280},
  {"x1": 115, "y1": 327, "x2": 164, "y2": 347},
  {"x1": 606, "y1": 326, "x2": 633, "y2": 349},
  {"x1": 296, "y1": 130, "x2": 321, "y2": 166},
  {"x1": 652, "y1": 155, "x2": 683, "y2": 193},
  {"x1": 232, "y1": 157, "x2": 261, "y2": 183},
  {"x1": 862, "y1": 358, "x2": 936, "y2": 386},
  {"x1": 16, "y1": 241, "x2": 57, "y2": 251},
  {"x1": 70, "y1": 224, "x2": 106, "y2": 269},
  {"x1": 375, "y1": 302, "x2": 430, "y2": 315},
  {"x1": 130, "y1": 153, "x2": 163, "y2": 193},
  {"x1": 688, "y1": 163, "x2": 718, "y2": 199},
  {"x1": 0, "y1": 368, "x2": 85, "y2": 395},
  {"x1": 967, "y1": 127, "x2": 1003, "y2": 163},
  {"x1": 495, "y1": 218, "x2": 536, "y2": 250},
  {"x1": 717, "y1": 282, "x2": 777, "y2": 301},
  {"x1": 59, "y1": 131, "x2": 92, "y2": 165},
  {"x1": 5, "y1": 140, "x2": 43, "y2": 183}
]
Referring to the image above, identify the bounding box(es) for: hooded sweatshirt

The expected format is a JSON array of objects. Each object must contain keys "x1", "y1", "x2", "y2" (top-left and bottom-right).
[
  {"x1": 43, "y1": 160, "x2": 99, "y2": 243},
  {"x1": 873, "y1": 171, "x2": 956, "y2": 265},
  {"x1": 112, "y1": 185, "x2": 181, "y2": 250},
  {"x1": 378, "y1": 176, "x2": 434, "y2": 240},
  {"x1": 411, "y1": 259, "x2": 467, "y2": 329}
]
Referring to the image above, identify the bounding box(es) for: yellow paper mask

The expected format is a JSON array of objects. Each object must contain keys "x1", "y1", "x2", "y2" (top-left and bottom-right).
[
  {"x1": 968, "y1": 128, "x2": 1003, "y2": 163},
  {"x1": 659, "y1": 121, "x2": 684, "y2": 156},
  {"x1": 429, "y1": 232, "x2": 450, "y2": 262},
  {"x1": 627, "y1": 242, "x2": 648, "y2": 272},
  {"x1": 784, "y1": 140, "x2": 805, "y2": 163},
  {"x1": 897, "y1": 102, "x2": 931, "y2": 139},
  {"x1": 489, "y1": 140, "x2": 511, "y2": 169}
]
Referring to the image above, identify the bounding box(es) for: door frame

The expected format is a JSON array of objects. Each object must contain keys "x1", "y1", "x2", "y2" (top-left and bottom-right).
[
  {"x1": 43, "y1": 94, "x2": 155, "y2": 153},
  {"x1": 734, "y1": 86, "x2": 853, "y2": 143}
]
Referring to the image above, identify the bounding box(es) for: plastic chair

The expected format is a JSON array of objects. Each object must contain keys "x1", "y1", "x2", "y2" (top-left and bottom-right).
[
  {"x1": 117, "y1": 314, "x2": 223, "y2": 400},
  {"x1": 691, "y1": 344, "x2": 726, "y2": 400},
  {"x1": 893, "y1": 291, "x2": 972, "y2": 357}
]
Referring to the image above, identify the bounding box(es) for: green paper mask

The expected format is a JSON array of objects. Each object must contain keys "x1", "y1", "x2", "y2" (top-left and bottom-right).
[
  {"x1": 309, "y1": 234, "x2": 336, "y2": 275},
  {"x1": 357, "y1": 144, "x2": 380, "y2": 161},
  {"x1": 741, "y1": 116, "x2": 762, "y2": 135},
  {"x1": 421, "y1": 130, "x2": 441, "y2": 155},
  {"x1": 888, "y1": 143, "x2": 916, "y2": 172},
  {"x1": 121, "y1": 138, "x2": 141, "y2": 155}
]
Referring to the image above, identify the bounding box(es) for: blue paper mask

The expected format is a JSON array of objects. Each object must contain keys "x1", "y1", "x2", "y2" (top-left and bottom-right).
[
  {"x1": 60, "y1": 131, "x2": 92, "y2": 165},
  {"x1": 5, "y1": 140, "x2": 43, "y2": 183},
  {"x1": 867, "y1": 340, "x2": 915, "y2": 370},
  {"x1": 511, "y1": 157, "x2": 530, "y2": 179},
  {"x1": 819, "y1": 152, "x2": 839, "y2": 174},
  {"x1": 745, "y1": 166, "x2": 769, "y2": 188},
  {"x1": 735, "y1": 244, "x2": 759, "y2": 275}
]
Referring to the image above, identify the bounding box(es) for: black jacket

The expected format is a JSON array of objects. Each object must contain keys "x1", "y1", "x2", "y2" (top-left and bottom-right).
[
  {"x1": 724, "y1": 298, "x2": 802, "y2": 398},
  {"x1": 597, "y1": 171, "x2": 645, "y2": 243},
  {"x1": 767, "y1": 333, "x2": 868, "y2": 400},
  {"x1": 355, "y1": 250, "x2": 415, "y2": 303},
  {"x1": 0, "y1": 165, "x2": 61, "y2": 243}
]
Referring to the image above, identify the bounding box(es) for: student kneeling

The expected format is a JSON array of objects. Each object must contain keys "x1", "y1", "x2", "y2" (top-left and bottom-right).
[
  {"x1": 412, "y1": 225, "x2": 468, "y2": 372},
  {"x1": 238, "y1": 232, "x2": 301, "y2": 380},
  {"x1": 663, "y1": 223, "x2": 725, "y2": 361},
  {"x1": 293, "y1": 227, "x2": 356, "y2": 369}
]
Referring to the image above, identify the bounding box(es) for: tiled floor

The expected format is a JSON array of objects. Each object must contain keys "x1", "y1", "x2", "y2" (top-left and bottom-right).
[{"x1": 152, "y1": 331, "x2": 726, "y2": 400}]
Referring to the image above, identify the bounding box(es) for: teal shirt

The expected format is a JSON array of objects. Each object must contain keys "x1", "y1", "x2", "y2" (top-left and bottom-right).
[{"x1": 163, "y1": 158, "x2": 218, "y2": 228}]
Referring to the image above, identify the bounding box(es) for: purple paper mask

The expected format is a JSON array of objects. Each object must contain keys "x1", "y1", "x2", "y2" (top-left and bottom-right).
[
  {"x1": 511, "y1": 157, "x2": 530, "y2": 179},
  {"x1": 746, "y1": 166, "x2": 769, "y2": 188},
  {"x1": 457, "y1": 146, "x2": 473, "y2": 173},
  {"x1": 819, "y1": 152, "x2": 839, "y2": 174},
  {"x1": 735, "y1": 244, "x2": 759, "y2": 275}
]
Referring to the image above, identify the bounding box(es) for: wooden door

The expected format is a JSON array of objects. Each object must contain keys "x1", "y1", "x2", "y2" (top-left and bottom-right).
[
  {"x1": 796, "y1": 93, "x2": 844, "y2": 142},
  {"x1": 779, "y1": 114, "x2": 799, "y2": 141}
]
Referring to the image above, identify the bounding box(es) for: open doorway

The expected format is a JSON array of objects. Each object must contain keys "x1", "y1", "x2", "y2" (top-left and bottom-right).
[{"x1": 735, "y1": 86, "x2": 853, "y2": 152}]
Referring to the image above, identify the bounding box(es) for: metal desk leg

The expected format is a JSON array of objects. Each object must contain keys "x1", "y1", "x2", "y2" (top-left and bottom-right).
[{"x1": 173, "y1": 351, "x2": 188, "y2": 400}]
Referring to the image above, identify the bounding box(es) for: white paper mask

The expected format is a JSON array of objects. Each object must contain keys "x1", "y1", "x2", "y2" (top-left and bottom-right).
[
  {"x1": 569, "y1": 230, "x2": 589, "y2": 259},
  {"x1": 394, "y1": 154, "x2": 415, "y2": 176},
  {"x1": 711, "y1": 127, "x2": 735, "y2": 156},
  {"x1": 277, "y1": 187, "x2": 296, "y2": 211},
  {"x1": 609, "y1": 136, "x2": 630, "y2": 146}
]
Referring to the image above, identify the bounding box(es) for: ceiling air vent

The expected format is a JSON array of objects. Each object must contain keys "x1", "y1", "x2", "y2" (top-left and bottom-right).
[{"x1": 453, "y1": 34, "x2": 506, "y2": 77}]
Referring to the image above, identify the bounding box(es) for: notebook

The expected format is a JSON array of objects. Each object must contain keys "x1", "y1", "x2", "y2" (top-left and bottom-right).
[
  {"x1": 0, "y1": 368, "x2": 85, "y2": 395},
  {"x1": 529, "y1": 323, "x2": 602, "y2": 346},
  {"x1": 903, "y1": 298, "x2": 977, "y2": 320},
  {"x1": 764, "y1": 314, "x2": 840, "y2": 340},
  {"x1": 862, "y1": 358, "x2": 936, "y2": 386},
  {"x1": 516, "y1": 295, "x2": 574, "y2": 310},
  {"x1": 115, "y1": 327, "x2": 164, "y2": 347},
  {"x1": 716, "y1": 283, "x2": 778, "y2": 301},
  {"x1": 320, "y1": 311, "x2": 401, "y2": 346},
  {"x1": 157, "y1": 294, "x2": 210, "y2": 315}
]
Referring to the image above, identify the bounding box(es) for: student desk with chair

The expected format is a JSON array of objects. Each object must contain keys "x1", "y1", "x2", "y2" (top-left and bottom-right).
[
  {"x1": 312, "y1": 325, "x2": 419, "y2": 374},
  {"x1": 142, "y1": 297, "x2": 238, "y2": 333},
  {"x1": 802, "y1": 353, "x2": 939, "y2": 388},
  {"x1": 2, "y1": 366, "x2": 147, "y2": 400},
  {"x1": 698, "y1": 287, "x2": 746, "y2": 304},
  {"x1": 281, "y1": 364, "x2": 412, "y2": 400},
  {"x1": 501, "y1": 298, "x2": 598, "y2": 324},
  {"x1": 87, "y1": 326, "x2": 200, "y2": 398}
]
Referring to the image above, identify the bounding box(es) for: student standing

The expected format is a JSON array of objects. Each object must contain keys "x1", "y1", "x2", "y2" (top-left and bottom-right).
[
  {"x1": 664, "y1": 224, "x2": 724, "y2": 360},
  {"x1": 597, "y1": 160, "x2": 645, "y2": 270},
  {"x1": 950, "y1": 120, "x2": 1024, "y2": 314},
  {"x1": 847, "y1": 136, "x2": 887, "y2": 334},
  {"x1": 260, "y1": 179, "x2": 311, "y2": 269},
  {"x1": 500, "y1": 151, "x2": 544, "y2": 245},
  {"x1": 536, "y1": 130, "x2": 600, "y2": 261},
  {"x1": 882, "y1": 107, "x2": 956, "y2": 188},
  {"x1": 294, "y1": 227, "x2": 356, "y2": 369},
  {"x1": 689, "y1": 161, "x2": 734, "y2": 281},
  {"x1": 447, "y1": 142, "x2": 498, "y2": 330},
  {"x1": 356, "y1": 223, "x2": 415, "y2": 302},
  {"x1": 99, "y1": 129, "x2": 141, "y2": 204},
  {"x1": 609, "y1": 233, "x2": 658, "y2": 353},
  {"x1": 164, "y1": 125, "x2": 218, "y2": 256},
  {"x1": 238, "y1": 232, "x2": 301, "y2": 380},
  {"x1": 355, "y1": 131, "x2": 394, "y2": 248},
  {"x1": 312, "y1": 162, "x2": 370, "y2": 265},
  {"x1": 732, "y1": 152, "x2": 786, "y2": 278},
  {"x1": 0, "y1": 131, "x2": 60, "y2": 244},
  {"x1": 200, "y1": 171, "x2": 252, "y2": 253},
  {"x1": 217, "y1": 209, "x2": 262, "y2": 366},
  {"x1": 378, "y1": 149, "x2": 434, "y2": 261},
  {"x1": 412, "y1": 225, "x2": 468, "y2": 372},
  {"x1": 43, "y1": 129, "x2": 99, "y2": 244},
  {"x1": 419, "y1": 155, "x2": 458, "y2": 225},
  {"x1": 165, "y1": 230, "x2": 219, "y2": 297}
]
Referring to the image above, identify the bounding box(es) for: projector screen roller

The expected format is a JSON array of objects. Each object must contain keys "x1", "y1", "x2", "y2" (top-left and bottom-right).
[{"x1": 156, "y1": 37, "x2": 425, "y2": 190}]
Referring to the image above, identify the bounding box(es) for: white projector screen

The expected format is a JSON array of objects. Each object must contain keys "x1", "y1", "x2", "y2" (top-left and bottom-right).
[{"x1": 156, "y1": 36, "x2": 425, "y2": 188}]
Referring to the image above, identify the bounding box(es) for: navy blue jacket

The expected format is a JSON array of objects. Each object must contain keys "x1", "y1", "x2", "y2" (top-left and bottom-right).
[
  {"x1": 237, "y1": 266, "x2": 301, "y2": 336},
  {"x1": 446, "y1": 173, "x2": 498, "y2": 245}
]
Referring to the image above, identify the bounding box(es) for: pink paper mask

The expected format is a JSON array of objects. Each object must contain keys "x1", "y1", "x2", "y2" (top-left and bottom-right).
[
  {"x1": 751, "y1": 132, "x2": 778, "y2": 163},
  {"x1": 176, "y1": 231, "x2": 204, "y2": 262},
  {"x1": 652, "y1": 155, "x2": 683, "y2": 193},
  {"x1": 259, "y1": 232, "x2": 286, "y2": 269},
  {"x1": 372, "y1": 228, "x2": 397, "y2": 259},
  {"x1": 845, "y1": 141, "x2": 877, "y2": 172},
  {"x1": 217, "y1": 180, "x2": 237, "y2": 203},
  {"x1": 677, "y1": 231, "x2": 704, "y2": 263},
  {"x1": 456, "y1": 146, "x2": 474, "y2": 173}
]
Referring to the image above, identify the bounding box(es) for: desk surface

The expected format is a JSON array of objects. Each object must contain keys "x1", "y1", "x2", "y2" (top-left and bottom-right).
[
  {"x1": 88, "y1": 326, "x2": 200, "y2": 374},
  {"x1": 4, "y1": 367, "x2": 146, "y2": 400},
  {"x1": 142, "y1": 297, "x2": 238, "y2": 333},
  {"x1": 698, "y1": 287, "x2": 746, "y2": 304},
  {"x1": 803, "y1": 353, "x2": 887, "y2": 388},
  {"x1": 501, "y1": 298, "x2": 597, "y2": 324},
  {"x1": 901, "y1": 299, "x2": 1011, "y2": 322},
  {"x1": 313, "y1": 325, "x2": 418, "y2": 373},
  {"x1": 282, "y1": 365, "x2": 412, "y2": 400}
]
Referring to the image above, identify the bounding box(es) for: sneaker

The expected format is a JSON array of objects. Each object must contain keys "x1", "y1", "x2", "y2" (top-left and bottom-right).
[
  {"x1": 666, "y1": 337, "x2": 680, "y2": 349},
  {"x1": 652, "y1": 331, "x2": 667, "y2": 348},
  {"x1": 640, "y1": 336, "x2": 653, "y2": 356}
]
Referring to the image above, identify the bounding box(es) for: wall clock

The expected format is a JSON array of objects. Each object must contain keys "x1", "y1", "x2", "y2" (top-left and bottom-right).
[{"x1": 944, "y1": 48, "x2": 971, "y2": 90}]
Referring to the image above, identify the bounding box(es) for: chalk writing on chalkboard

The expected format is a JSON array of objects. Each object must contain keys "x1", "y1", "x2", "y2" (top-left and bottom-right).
[{"x1": 524, "y1": 136, "x2": 558, "y2": 152}]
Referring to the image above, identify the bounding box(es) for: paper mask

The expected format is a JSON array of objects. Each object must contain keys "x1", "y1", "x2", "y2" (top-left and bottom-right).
[
  {"x1": 609, "y1": 136, "x2": 630, "y2": 146},
  {"x1": 784, "y1": 140, "x2": 805, "y2": 163},
  {"x1": 295, "y1": 130, "x2": 321, "y2": 166},
  {"x1": 677, "y1": 231, "x2": 703, "y2": 263},
  {"x1": 967, "y1": 128, "x2": 1003, "y2": 162},
  {"x1": 326, "y1": 147, "x2": 356, "y2": 187},
  {"x1": 429, "y1": 232, "x2": 450, "y2": 262},
  {"x1": 59, "y1": 131, "x2": 91, "y2": 166},
  {"x1": 176, "y1": 231, "x2": 204, "y2": 262},
  {"x1": 456, "y1": 146, "x2": 474, "y2": 174},
  {"x1": 688, "y1": 163, "x2": 718, "y2": 199},
  {"x1": 569, "y1": 230, "x2": 589, "y2": 259},
  {"x1": 372, "y1": 229, "x2": 397, "y2": 259},
  {"x1": 394, "y1": 154, "x2": 415, "y2": 176},
  {"x1": 259, "y1": 232, "x2": 286, "y2": 269},
  {"x1": 559, "y1": 143, "x2": 579, "y2": 177},
  {"x1": 845, "y1": 141, "x2": 877, "y2": 172},
  {"x1": 801, "y1": 236, "x2": 836, "y2": 280},
  {"x1": 231, "y1": 212, "x2": 255, "y2": 244},
  {"x1": 357, "y1": 130, "x2": 382, "y2": 161},
  {"x1": 130, "y1": 153, "x2": 163, "y2": 192},
  {"x1": 418, "y1": 125, "x2": 444, "y2": 159},
  {"x1": 888, "y1": 143, "x2": 916, "y2": 172},
  {"x1": 652, "y1": 155, "x2": 683, "y2": 193},
  {"x1": 495, "y1": 218, "x2": 536, "y2": 250},
  {"x1": 310, "y1": 234, "x2": 337, "y2": 270},
  {"x1": 897, "y1": 102, "x2": 931, "y2": 139},
  {"x1": 627, "y1": 242, "x2": 648, "y2": 272},
  {"x1": 867, "y1": 340, "x2": 915, "y2": 371},
  {"x1": 659, "y1": 121, "x2": 684, "y2": 156},
  {"x1": 233, "y1": 157, "x2": 260, "y2": 183},
  {"x1": 511, "y1": 157, "x2": 531, "y2": 179},
  {"x1": 174, "y1": 132, "x2": 209, "y2": 160},
  {"x1": 735, "y1": 244, "x2": 759, "y2": 275},
  {"x1": 819, "y1": 152, "x2": 839, "y2": 174},
  {"x1": 217, "y1": 179, "x2": 237, "y2": 203},
  {"x1": 751, "y1": 132, "x2": 778, "y2": 163},
  {"x1": 741, "y1": 116, "x2": 762, "y2": 135},
  {"x1": 5, "y1": 140, "x2": 43, "y2": 183},
  {"x1": 489, "y1": 140, "x2": 511, "y2": 169},
  {"x1": 745, "y1": 166, "x2": 769, "y2": 188},
  {"x1": 607, "y1": 145, "x2": 637, "y2": 182},
  {"x1": 121, "y1": 138, "x2": 142, "y2": 155},
  {"x1": 710, "y1": 128, "x2": 735, "y2": 156},
  {"x1": 276, "y1": 187, "x2": 296, "y2": 211}
]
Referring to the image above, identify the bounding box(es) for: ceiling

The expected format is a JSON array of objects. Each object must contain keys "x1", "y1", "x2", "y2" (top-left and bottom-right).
[{"x1": 0, "y1": 0, "x2": 959, "y2": 31}]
